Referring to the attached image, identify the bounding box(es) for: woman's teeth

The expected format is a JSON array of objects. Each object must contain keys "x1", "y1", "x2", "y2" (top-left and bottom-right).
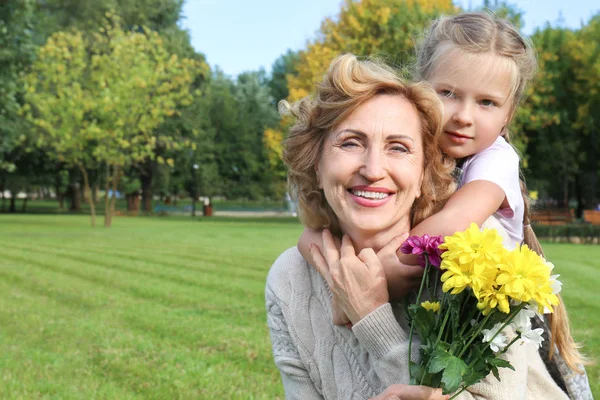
[{"x1": 350, "y1": 190, "x2": 390, "y2": 200}]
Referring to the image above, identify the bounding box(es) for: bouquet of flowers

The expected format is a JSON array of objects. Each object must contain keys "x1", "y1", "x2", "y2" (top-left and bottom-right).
[{"x1": 401, "y1": 223, "x2": 561, "y2": 398}]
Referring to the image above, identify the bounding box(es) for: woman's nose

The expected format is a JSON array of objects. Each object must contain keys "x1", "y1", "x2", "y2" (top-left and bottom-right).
[
  {"x1": 360, "y1": 148, "x2": 386, "y2": 181},
  {"x1": 451, "y1": 101, "x2": 474, "y2": 126}
]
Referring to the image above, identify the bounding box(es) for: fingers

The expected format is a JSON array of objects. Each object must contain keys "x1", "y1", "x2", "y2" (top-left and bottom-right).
[
  {"x1": 309, "y1": 243, "x2": 332, "y2": 286},
  {"x1": 322, "y1": 229, "x2": 340, "y2": 266},
  {"x1": 378, "y1": 233, "x2": 409, "y2": 257},
  {"x1": 340, "y1": 234, "x2": 355, "y2": 259},
  {"x1": 357, "y1": 247, "x2": 380, "y2": 271}
]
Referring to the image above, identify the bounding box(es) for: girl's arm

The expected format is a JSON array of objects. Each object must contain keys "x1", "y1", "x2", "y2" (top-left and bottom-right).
[{"x1": 398, "y1": 180, "x2": 506, "y2": 263}]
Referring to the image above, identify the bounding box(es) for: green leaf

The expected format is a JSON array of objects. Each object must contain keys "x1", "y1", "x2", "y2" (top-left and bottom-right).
[
  {"x1": 426, "y1": 349, "x2": 468, "y2": 394},
  {"x1": 408, "y1": 304, "x2": 436, "y2": 339}
]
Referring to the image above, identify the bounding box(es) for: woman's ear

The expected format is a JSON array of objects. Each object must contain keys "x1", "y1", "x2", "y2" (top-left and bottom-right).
[
  {"x1": 315, "y1": 164, "x2": 322, "y2": 189},
  {"x1": 416, "y1": 171, "x2": 424, "y2": 198}
]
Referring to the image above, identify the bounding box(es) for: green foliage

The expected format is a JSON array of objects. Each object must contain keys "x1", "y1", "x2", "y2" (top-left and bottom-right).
[{"x1": 0, "y1": 0, "x2": 36, "y2": 173}]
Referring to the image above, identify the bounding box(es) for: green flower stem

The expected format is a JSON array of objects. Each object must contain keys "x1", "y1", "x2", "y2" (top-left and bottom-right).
[
  {"x1": 436, "y1": 305, "x2": 451, "y2": 344},
  {"x1": 497, "y1": 335, "x2": 521, "y2": 357},
  {"x1": 460, "y1": 308, "x2": 494, "y2": 345},
  {"x1": 432, "y1": 268, "x2": 439, "y2": 298},
  {"x1": 458, "y1": 305, "x2": 479, "y2": 338},
  {"x1": 408, "y1": 262, "x2": 431, "y2": 378},
  {"x1": 449, "y1": 386, "x2": 468, "y2": 400},
  {"x1": 457, "y1": 312, "x2": 492, "y2": 358}
]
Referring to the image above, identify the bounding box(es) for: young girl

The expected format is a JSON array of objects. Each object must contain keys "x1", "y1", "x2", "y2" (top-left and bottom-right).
[{"x1": 299, "y1": 12, "x2": 590, "y2": 398}]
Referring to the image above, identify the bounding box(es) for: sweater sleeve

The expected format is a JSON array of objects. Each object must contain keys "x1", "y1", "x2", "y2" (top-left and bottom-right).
[
  {"x1": 351, "y1": 303, "x2": 418, "y2": 389},
  {"x1": 266, "y1": 285, "x2": 325, "y2": 400}
]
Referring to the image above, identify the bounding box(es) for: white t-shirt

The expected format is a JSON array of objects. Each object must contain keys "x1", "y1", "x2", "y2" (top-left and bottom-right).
[{"x1": 458, "y1": 136, "x2": 524, "y2": 247}]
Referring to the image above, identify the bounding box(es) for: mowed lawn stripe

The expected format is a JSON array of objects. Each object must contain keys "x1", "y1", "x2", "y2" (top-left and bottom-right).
[
  {"x1": 4, "y1": 241, "x2": 267, "y2": 297},
  {"x1": 1, "y1": 245, "x2": 265, "y2": 306},
  {"x1": 7, "y1": 239, "x2": 271, "y2": 280}
]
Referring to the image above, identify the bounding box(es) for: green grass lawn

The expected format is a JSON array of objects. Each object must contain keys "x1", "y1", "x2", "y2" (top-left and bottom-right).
[{"x1": 0, "y1": 215, "x2": 598, "y2": 399}]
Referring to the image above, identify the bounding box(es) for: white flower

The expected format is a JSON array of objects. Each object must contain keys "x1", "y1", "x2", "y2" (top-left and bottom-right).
[
  {"x1": 510, "y1": 308, "x2": 536, "y2": 333},
  {"x1": 520, "y1": 328, "x2": 545, "y2": 349},
  {"x1": 482, "y1": 322, "x2": 508, "y2": 353},
  {"x1": 550, "y1": 274, "x2": 562, "y2": 295}
]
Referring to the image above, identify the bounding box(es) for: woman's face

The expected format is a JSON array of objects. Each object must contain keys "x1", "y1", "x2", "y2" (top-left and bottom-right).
[{"x1": 317, "y1": 94, "x2": 424, "y2": 239}]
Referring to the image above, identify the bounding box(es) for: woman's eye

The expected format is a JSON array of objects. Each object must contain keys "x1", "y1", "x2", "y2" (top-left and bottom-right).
[
  {"x1": 389, "y1": 144, "x2": 408, "y2": 153},
  {"x1": 340, "y1": 140, "x2": 360, "y2": 149},
  {"x1": 439, "y1": 89, "x2": 454, "y2": 98}
]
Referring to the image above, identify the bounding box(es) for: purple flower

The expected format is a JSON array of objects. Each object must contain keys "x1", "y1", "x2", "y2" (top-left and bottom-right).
[{"x1": 401, "y1": 234, "x2": 444, "y2": 268}]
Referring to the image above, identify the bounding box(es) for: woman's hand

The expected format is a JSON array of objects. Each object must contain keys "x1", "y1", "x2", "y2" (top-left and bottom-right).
[
  {"x1": 377, "y1": 234, "x2": 424, "y2": 301},
  {"x1": 310, "y1": 230, "x2": 389, "y2": 325},
  {"x1": 370, "y1": 384, "x2": 449, "y2": 400}
]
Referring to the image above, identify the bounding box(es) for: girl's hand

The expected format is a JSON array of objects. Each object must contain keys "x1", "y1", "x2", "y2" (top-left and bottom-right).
[
  {"x1": 310, "y1": 230, "x2": 389, "y2": 325},
  {"x1": 377, "y1": 234, "x2": 424, "y2": 301},
  {"x1": 369, "y1": 384, "x2": 450, "y2": 400}
]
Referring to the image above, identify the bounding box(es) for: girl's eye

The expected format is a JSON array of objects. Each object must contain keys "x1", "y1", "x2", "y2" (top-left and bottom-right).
[{"x1": 480, "y1": 99, "x2": 497, "y2": 107}]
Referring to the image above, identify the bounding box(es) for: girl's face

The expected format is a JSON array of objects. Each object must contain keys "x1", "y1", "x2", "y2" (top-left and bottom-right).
[{"x1": 428, "y1": 50, "x2": 515, "y2": 159}]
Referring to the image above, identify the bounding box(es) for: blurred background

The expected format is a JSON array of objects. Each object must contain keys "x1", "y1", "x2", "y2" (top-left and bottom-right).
[
  {"x1": 1, "y1": 0, "x2": 598, "y2": 226},
  {"x1": 0, "y1": 1, "x2": 598, "y2": 398}
]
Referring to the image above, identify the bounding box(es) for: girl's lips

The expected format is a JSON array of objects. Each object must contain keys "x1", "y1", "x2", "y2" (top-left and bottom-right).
[
  {"x1": 348, "y1": 190, "x2": 394, "y2": 208},
  {"x1": 445, "y1": 131, "x2": 472, "y2": 144}
]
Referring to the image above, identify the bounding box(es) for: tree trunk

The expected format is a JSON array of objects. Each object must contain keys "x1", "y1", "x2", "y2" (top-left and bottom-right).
[
  {"x1": 21, "y1": 196, "x2": 28, "y2": 213},
  {"x1": 104, "y1": 164, "x2": 111, "y2": 227},
  {"x1": 575, "y1": 174, "x2": 584, "y2": 219},
  {"x1": 126, "y1": 193, "x2": 140, "y2": 215},
  {"x1": 140, "y1": 164, "x2": 153, "y2": 213},
  {"x1": 9, "y1": 191, "x2": 16, "y2": 213},
  {"x1": 92, "y1": 183, "x2": 98, "y2": 204},
  {"x1": 69, "y1": 169, "x2": 81, "y2": 212},
  {"x1": 104, "y1": 165, "x2": 122, "y2": 228},
  {"x1": 0, "y1": 175, "x2": 5, "y2": 212},
  {"x1": 78, "y1": 164, "x2": 96, "y2": 227}
]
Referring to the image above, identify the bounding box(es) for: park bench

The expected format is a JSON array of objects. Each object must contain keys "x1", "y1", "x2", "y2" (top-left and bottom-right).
[
  {"x1": 583, "y1": 210, "x2": 600, "y2": 225},
  {"x1": 530, "y1": 208, "x2": 574, "y2": 225}
]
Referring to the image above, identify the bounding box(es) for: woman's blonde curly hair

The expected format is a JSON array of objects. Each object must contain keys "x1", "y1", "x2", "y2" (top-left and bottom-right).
[{"x1": 282, "y1": 54, "x2": 456, "y2": 235}]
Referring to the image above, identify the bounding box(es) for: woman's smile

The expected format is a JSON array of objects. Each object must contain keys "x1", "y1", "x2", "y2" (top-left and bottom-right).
[{"x1": 348, "y1": 186, "x2": 394, "y2": 207}]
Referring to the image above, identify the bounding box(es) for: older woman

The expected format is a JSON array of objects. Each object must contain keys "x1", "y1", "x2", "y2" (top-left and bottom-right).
[{"x1": 266, "y1": 54, "x2": 455, "y2": 399}]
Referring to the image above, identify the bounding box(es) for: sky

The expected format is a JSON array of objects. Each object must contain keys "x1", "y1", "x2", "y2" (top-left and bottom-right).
[{"x1": 180, "y1": 0, "x2": 598, "y2": 77}]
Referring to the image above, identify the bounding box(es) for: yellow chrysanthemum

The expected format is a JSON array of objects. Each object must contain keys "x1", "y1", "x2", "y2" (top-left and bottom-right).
[
  {"x1": 421, "y1": 301, "x2": 440, "y2": 313},
  {"x1": 531, "y1": 281, "x2": 559, "y2": 314},
  {"x1": 476, "y1": 287, "x2": 510, "y2": 315},
  {"x1": 439, "y1": 223, "x2": 506, "y2": 266},
  {"x1": 440, "y1": 259, "x2": 473, "y2": 295},
  {"x1": 440, "y1": 258, "x2": 499, "y2": 297},
  {"x1": 496, "y1": 244, "x2": 553, "y2": 304}
]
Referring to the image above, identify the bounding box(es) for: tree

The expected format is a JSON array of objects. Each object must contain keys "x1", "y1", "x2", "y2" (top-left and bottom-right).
[
  {"x1": 0, "y1": 0, "x2": 36, "y2": 196},
  {"x1": 287, "y1": 0, "x2": 455, "y2": 103},
  {"x1": 21, "y1": 30, "x2": 98, "y2": 223},
  {"x1": 22, "y1": 16, "x2": 203, "y2": 226},
  {"x1": 268, "y1": 50, "x2": 300, "y2": 105}
]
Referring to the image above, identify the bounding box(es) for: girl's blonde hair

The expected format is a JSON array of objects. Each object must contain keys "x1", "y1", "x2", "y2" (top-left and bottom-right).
[
  {"x1": 282, "y1": 54, "x2": 456, "y2": 236},
  {"x1": 416, "y1": 12, "x2": 586, "y2": 372}
]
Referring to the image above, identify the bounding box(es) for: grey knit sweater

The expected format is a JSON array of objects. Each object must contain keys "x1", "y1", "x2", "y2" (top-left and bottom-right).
[{"x1": 266, "y1": 246, "x2": 581, "y2": 399}]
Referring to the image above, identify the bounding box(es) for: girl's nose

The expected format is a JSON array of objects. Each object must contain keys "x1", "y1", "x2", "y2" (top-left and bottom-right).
[{"x1": 452, "y1": 101, "x2": 474, "y2": 126}]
